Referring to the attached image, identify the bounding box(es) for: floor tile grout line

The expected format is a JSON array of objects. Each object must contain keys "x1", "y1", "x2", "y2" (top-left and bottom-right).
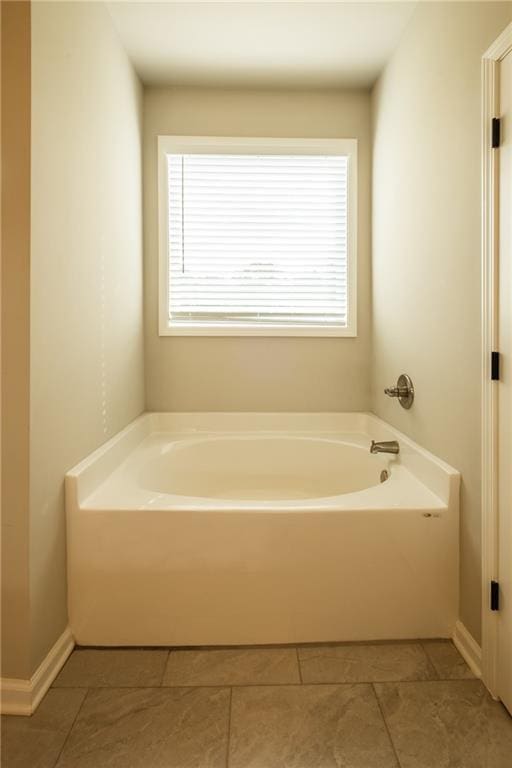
[
  {"x1": 295, "y1": 647, "x2": 304, "y2": 684},
  {"x1": 225, "y1": 687, "x2": 233, "y2": 768},
  {"x1": 371, "y1": 683, "x2": 403, "y2": 768},
  {"x1": 51, "y1": 688, "x2": 90, "y2": 768},
  {"x1": 50, "y1": 676, "x2": 479, "y2": 690},
  {"x1": 419, "y1": 641, "x2": 442, "y2": 680},
  {"x1": 159, "y1": 649, "x2": 172, "y2": 686}
]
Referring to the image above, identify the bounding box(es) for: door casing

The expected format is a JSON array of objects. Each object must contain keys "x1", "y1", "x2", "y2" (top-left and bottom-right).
[{"x1": 481, "y1": 21, "x2": 512, "y2": 701}]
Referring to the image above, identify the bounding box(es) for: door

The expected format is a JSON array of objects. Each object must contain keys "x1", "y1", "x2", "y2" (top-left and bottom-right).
[{"x1": 497, "y1": 44, "x2": 512, "y2": 716}]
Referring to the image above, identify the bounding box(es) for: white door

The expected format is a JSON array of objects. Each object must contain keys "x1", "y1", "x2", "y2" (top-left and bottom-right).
[{"x1": 498, "y1": 45, "x2": 512, "y2": 717}]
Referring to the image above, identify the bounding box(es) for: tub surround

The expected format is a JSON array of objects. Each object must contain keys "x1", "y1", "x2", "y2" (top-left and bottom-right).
[{"x1": 66, "y1": 412, "x2": 459, "y2": 647}]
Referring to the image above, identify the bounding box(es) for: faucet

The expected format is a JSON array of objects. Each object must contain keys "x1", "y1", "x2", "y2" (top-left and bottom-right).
[
  {"x1": 384, "y1": 385, "x2": 410, "y2": 398},
  {"x1": 370, "y1": 440, "x2": 400, "y2": 455},
  {"x1": 384, "y1": 374, "x2": 414, "y2": 409}
]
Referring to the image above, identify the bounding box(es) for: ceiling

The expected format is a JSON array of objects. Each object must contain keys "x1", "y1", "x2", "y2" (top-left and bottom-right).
[{"x1": 107, "y1": 2, "x2": 417, "y2": 89}]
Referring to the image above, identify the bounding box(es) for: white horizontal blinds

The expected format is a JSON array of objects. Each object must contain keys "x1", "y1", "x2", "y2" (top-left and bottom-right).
[{"x1": 167, "y1": 153, "x2": 348, "y2": 326}]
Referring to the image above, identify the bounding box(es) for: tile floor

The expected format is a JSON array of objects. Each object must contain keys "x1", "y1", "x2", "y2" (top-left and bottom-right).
[{"x1": 2, "y1": 640, "x2": 512, "y2": 768}]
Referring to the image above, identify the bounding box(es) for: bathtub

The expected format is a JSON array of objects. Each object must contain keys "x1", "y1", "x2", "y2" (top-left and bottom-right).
[{"x1": 66, "y1": 413, "x2": 460, "y2": 646}]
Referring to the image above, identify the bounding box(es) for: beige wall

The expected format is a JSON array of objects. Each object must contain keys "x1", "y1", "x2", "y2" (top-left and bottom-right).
[
  {"x1": 371, "y1": 1, "x2": 512, "y2": 643},
  {"x1": 144, "y1": 87, "x2": 371, "y2": 411},
  {"x1": 29, "y1": 1, "x2": 145, "y2": 671},
  {"x1": 1, "y1": 0, "x2": 32, "y2": 680}
]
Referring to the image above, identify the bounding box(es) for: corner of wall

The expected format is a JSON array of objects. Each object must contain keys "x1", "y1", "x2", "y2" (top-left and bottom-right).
[
  {"x1": 28, "y1": 0, "x2": 146, "y2": 680},
  {"x1": 1, "y1": 0, "x2": 32, "y2": 682}
]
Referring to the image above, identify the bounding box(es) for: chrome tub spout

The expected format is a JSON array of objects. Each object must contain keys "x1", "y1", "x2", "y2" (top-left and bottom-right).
[{"x1": 370, "y1": 440, "x2": 400, "y2": 455}]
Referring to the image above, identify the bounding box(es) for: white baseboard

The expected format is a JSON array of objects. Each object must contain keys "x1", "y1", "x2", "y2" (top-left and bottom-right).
[
  {"x1": 453, "y1": 620, "x2": 482, "y2": 678},
  {"x1": 0, "y1": 627, "x2": 74, "y2": 716}
]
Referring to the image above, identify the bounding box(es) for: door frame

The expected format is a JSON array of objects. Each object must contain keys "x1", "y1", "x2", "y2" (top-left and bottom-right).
[{"x1": 481, "y1": 21, "x2": 512, "y2": 699}]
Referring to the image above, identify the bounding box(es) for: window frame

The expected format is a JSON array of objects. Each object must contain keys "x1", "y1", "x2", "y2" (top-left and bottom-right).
[{"x1": 157, "y1": 135, "x2": 358, "y2": 337}]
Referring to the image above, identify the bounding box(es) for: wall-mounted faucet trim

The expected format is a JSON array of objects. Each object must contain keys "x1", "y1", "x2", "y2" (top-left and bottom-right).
[{"x1": 384, "y1": 373, "x2": 414, "y2": 409}]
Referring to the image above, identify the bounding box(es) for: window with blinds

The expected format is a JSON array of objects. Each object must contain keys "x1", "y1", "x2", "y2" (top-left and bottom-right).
[{"x1": 159, "y1": 138, "x2": 357, "y2": 336}]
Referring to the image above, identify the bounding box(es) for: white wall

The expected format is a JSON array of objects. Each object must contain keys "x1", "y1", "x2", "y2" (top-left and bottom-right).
[
  {"x1": 143, "y1": 87, "x2": 372, "y2": 411},
  {"x1": 371, "y1": 1, "x2": 512, "y2": 643},
  {"x1": 29, "y1": 1, "x2": 145, "y2": 671}
]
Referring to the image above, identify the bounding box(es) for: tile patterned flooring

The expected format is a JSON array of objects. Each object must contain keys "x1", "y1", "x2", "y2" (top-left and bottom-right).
[{"x1": 2, "y1": 640, "x2": 512, "y2": 767}]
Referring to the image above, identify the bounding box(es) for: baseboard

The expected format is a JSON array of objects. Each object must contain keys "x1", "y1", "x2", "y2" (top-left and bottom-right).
[
  {"x1": 0, "y1": 627, "x2": 74, "y2": 716},
  {"x1": 453, "y1": 620, "x2": 482, "y2": 678}
]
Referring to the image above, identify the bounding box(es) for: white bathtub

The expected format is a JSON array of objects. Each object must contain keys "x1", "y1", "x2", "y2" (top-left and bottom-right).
[{"x1": 66, "y1": 412, "x2": 460, "y2": 646}]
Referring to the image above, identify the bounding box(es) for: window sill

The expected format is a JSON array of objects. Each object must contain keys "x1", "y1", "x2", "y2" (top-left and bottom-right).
[{"x1": 159, "y1": 323, "x2": 357, "y2": 338}]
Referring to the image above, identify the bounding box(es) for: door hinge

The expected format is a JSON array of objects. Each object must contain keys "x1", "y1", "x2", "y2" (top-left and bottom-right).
[
  {"x1": 492, "y1": 117, "x2": 501, "y2": 149},
  {"x1": 491, "y1": 580, "x2": 500, "y2": 611},
  {"x1": 491, "y1": 351, "x2": 500, "y2": 381}
]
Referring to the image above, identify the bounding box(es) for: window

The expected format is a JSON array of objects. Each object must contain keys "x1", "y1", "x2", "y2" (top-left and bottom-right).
[{"x1": 158, "y1": 137, "x2": 357, "y2": 336}]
